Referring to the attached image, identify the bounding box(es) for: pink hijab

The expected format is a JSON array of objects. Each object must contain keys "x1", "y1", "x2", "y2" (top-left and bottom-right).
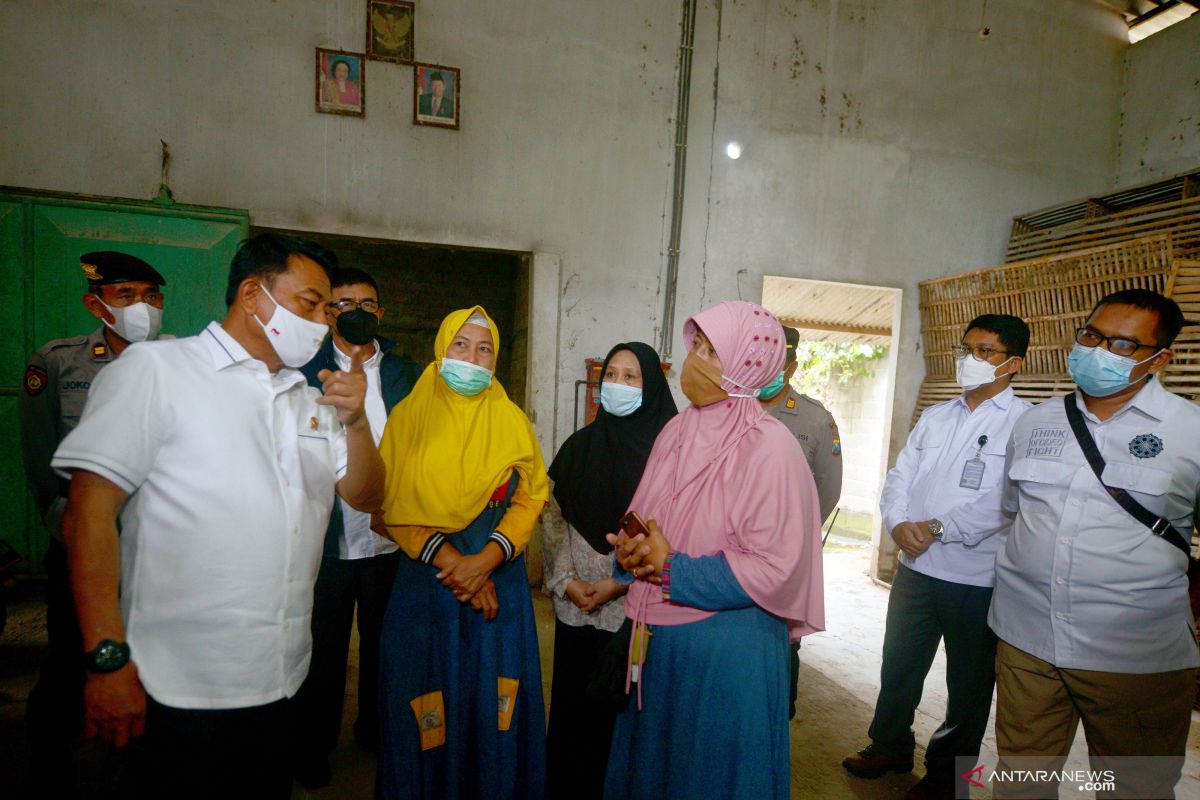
[{"x1": 625, "y1": 301, "x2": 825, "y2": 641}]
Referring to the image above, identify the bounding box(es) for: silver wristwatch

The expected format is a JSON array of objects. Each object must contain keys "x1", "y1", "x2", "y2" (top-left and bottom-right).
[{"x1": 927, "y1": 519, "x2": 944, "y2": 539}]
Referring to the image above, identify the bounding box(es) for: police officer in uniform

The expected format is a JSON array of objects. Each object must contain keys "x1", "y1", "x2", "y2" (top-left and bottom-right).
[
  {"x1": 19, "y1": 250, "x2": 167, "y2": 792},
  {"x1": 762, "y1": 326, "x2": 843, "y2": 522},
  {"x1": 760, "y1": 325, "x2": 843, "y2": 720}
]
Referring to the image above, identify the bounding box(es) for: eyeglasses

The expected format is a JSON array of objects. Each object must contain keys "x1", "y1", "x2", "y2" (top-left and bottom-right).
[
  {"x1": 1074, "y1": 327, "x2": 1162, "y2": 358},
  {"x1": 952, "y1": 344, "x2": 1008, "y2": 361},
  {"x1": 333, "y1": 298, "x2": 379, "y2": 313}
]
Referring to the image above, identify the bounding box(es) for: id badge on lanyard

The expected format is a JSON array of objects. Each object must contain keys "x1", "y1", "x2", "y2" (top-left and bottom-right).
[{"x1": 958, "y1": 434, "x2": 989, "y2": 490}]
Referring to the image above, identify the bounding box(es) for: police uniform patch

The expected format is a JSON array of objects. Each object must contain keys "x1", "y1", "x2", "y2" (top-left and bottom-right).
[
  {"x1": 24, "y1": 365, "x2": 48, "y2": 396},
  {"x1": 785, "y1": 397, "x2": 796, "y2": 409},
  {"x1": 92, "y1": 344, "x2": 107, "y2": 358},
  {"x1": 1128, "y1": 433, "x2": 1163, "y2": 459}
]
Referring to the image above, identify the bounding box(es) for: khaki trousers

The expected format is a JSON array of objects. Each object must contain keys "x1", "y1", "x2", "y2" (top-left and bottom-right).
[{"x1": 993, "y1": 640, "x2": 1195, "y2": 799}]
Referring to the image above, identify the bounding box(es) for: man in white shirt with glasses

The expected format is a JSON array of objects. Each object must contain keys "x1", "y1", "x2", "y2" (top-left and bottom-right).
[
  {"x1": 844, "y1": 314, "x2": 1031, "y2": 800},
  {"x1": 968, "y1": 290, "x2": 1199, "y2": 799}
]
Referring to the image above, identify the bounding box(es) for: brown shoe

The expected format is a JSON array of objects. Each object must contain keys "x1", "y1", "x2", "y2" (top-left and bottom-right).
[
  {"x1": 842, "y1": 744, "x2": 915, "y2": 779},
  {"x1": 904, "y1": 772, "x2": 956, "y2": 800}
]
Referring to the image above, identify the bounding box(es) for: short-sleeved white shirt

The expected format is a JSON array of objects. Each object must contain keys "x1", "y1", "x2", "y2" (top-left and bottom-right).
[{"x1": 52, "y1": 322, "x2": 348, "y2": 709}]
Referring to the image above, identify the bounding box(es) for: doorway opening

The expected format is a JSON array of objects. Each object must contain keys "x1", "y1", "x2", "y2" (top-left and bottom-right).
[
  {"x1": 761, "y1": 276, "x2": 902, "y2": 583},
  {"x1": 252, "y1": 227, "x2": 531, "y2": 410}
]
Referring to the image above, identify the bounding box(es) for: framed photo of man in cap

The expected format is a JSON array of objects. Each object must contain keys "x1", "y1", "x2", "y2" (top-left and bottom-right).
[
  {"x1": 316, "y1": 48, "x2": 366, "y2": 117},
  {"x1": 413, "y1": 63, "x2": 459, "y2": 129},
  {"x1": 367, "y1": 0, "x2": 414, "y2": 64}
]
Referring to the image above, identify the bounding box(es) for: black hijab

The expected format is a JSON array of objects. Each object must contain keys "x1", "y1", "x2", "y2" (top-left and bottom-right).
[{"x1": 548, "y1": 341, "x2": 678, "y2": 554}]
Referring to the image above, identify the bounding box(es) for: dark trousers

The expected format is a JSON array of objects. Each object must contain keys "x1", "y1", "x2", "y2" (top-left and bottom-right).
[
  {"x1": 291, "y1": 551, "x2": 399, "y2": 759},
  {"x1": 546, "y1": 619, "x2": 618, "y2": 800},
  {"x1": 135, "y1": 696, "x2": 292, "y2": 800},
  {"x1": 867, "y1": 563, "x2": 997, "y2": 775},
  {"x1": 25, "y1": 538, "x2": 85, "y2": 794}
]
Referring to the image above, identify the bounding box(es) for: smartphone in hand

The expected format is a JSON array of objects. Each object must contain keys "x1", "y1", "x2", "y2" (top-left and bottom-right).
[{"x1": 619, "y1": 511, "x2": 650, "y2": 538}]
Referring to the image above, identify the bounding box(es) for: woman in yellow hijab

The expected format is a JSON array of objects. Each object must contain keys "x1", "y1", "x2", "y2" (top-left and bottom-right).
[{"x1": 376, "y1": 306, "x2": 550, "y2": 800}]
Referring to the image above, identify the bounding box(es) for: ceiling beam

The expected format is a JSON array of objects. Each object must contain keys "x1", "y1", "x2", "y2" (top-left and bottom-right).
[{"x1": 779, "y1": 318, "x2": 893, "y2": 338}]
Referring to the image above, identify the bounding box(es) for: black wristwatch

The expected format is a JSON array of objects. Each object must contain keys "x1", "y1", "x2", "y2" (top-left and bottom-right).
[{"x1": 83, "y1": 639, "x2": 131, "y2": 674}]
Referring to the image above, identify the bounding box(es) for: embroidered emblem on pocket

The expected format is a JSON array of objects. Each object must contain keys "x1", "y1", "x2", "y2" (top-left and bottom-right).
[
  {"x1": 1128, "y1": 433, "x2": 1163, "y2": 459},
  {"x1": 410, "y1": 691, "x2": 446, "y2": 750},
  {"x1": 497, "y1": 677, "x2": 519, "y2": 731}
]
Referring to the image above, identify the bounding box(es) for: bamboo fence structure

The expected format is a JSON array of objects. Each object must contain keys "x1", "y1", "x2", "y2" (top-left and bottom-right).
[{"x1": 914, "y1": 235, "x2": 1176, "y2": 423}]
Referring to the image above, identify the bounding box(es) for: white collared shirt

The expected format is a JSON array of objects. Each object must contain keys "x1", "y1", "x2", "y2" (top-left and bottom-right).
[
  {"x1": 331, "y1": 340, "x2": 396, "y2": 559},
  {"x1": 880, "y1": 386, "x2": 1030, "y2": 587},
  {"x1": 986, "y1": 378, "x2": 1200, "y2": 673},
  {"x1": 52, "y1": 322, "x2": 348, "y2": 709}
]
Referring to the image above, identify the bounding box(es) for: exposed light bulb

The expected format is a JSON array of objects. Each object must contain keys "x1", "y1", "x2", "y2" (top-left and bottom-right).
[{"x1": 725, "y1": 141, "x2": 743, "y2": 160}]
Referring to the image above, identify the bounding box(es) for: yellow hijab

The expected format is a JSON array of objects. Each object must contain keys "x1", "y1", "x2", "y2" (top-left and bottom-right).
[{"x1": 379, "y1": 306, "x2": 549, "y2": 531}]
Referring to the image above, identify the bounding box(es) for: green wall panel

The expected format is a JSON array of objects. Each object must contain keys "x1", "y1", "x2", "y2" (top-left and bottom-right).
[{"x1": 0, "y1": 189, "x2": 248, "y2": 572}]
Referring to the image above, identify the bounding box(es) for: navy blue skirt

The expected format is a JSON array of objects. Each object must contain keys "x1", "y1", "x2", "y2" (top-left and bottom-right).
[{"x1": 377, "y1": 474, "x2": 547, "y2": 800}]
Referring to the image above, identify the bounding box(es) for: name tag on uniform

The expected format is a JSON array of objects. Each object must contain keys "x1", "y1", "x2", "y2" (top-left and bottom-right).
[{"x1": 959, "y1": 458, "x2": 986, "y2": 490}]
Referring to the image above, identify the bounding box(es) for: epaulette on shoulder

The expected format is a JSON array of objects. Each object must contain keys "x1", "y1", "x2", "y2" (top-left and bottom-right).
[{"x1": 39, "y1": 335, "x2": 90, "y2": 354}]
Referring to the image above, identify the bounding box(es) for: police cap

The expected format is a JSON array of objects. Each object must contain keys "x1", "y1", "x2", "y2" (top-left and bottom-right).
[
  {"x1": 783, "y1": 326, "x2": 800, "y2": 365},
  {"x1": 80, "y1": 251, "x2": 167, "y2": 287}
]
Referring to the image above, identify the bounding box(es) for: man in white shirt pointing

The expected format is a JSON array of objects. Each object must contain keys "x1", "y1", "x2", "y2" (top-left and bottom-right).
[
  {"x1": 54, "y1": 232, "x2": 385, "y2": 799},
  {"x1": 843, "y1": 314, "x2": 1031, "y2": 800}
]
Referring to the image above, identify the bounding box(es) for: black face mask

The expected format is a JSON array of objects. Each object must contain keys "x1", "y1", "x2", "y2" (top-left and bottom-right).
[{"x1": 336, "y1": 309, "x2": 379, "y2": 345}]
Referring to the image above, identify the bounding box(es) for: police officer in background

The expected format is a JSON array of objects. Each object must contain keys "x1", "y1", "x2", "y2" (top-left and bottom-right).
[
  {"x1": 19, "y1": 251, "x2": 167, "y2": 791},
  {"x1": 762, "y1": 326, "x2": 843, "y2": 523},
  {"x1": 760, "y1": 325, "x2": 843, "y2": 720}
]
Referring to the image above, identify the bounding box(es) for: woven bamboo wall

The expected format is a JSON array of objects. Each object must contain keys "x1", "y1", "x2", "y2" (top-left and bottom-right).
[{"x1": 912, "y1": 239, "x2": 1200, "y2": 426}]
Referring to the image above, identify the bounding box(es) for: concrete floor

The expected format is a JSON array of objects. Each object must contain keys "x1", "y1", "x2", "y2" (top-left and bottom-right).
[{"x1": 3, "y1": 549, "x2": 1199, "y2": 799}]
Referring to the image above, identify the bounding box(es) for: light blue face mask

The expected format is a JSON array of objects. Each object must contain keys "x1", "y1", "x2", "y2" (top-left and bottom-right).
[
  {"x1": 756, "y1": 370, "x2": 788, "y2": 399},
  {"x1": 439, "y1": 357, "x2": 493, "y2": 396},
  {"x1": 1066, "y1": 342, "x2": 1160, "y2": 398},
  {"x1": 600, "y1": 382, "x2": 643, "y2": 417}
]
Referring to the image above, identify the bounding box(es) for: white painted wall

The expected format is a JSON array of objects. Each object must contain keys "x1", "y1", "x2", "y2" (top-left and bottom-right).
[
  {"x1": 0, "y1": 0, "x2": 1131, "y2": 462},
  {"x1": 820, "y1": 365, "x2": 889, "y2": 514},
  {"x1": 1117, "y1": 14, "x2": 1200, "y2": 185}
]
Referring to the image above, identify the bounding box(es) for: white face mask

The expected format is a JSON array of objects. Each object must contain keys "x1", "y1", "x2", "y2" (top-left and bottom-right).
[
  {"x1": 99, "y1": 300, "x2": 162, "y2": 343},
  {"x1": 955, "y1": 354, "x2": 1013, "y2": 391},
  {"x1": 255, "y1": 285, "x2": 329, "y2": 368}
]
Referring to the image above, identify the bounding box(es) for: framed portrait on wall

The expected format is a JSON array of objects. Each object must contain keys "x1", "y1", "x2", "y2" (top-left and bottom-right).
[
  {"x1": 413, "y1": 63, "x2": 459, "y2": 129},
  {"x1": 367, "y1": 0, "x2": 415, "y2": 64},
  {"x1": 316, "y1": 48, "x2": 366, "y2": 117}
]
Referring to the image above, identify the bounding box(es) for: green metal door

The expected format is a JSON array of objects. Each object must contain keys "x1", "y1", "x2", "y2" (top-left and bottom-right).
[{"x1": 1, "y1": 188, "x2": 249, "y2": 572}]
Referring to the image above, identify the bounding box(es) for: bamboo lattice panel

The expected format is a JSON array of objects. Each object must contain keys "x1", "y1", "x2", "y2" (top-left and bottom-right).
[
  {"x1": 1162, "y1": 259, "x2": 1200, "y2": 402},
  {"x1": 1007, "y1": 196, "x2": 1200, "y2": 263},
  {"x1": 920, "y1": 236, "x2": 1173, "y2": 381}
]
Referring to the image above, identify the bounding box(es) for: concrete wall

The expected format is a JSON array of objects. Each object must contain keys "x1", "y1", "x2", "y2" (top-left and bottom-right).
[
  {"x1": 667, "y1": 0, "x2": 1127, "y2": 464},
  {"x1": 1117, "y1": 14, "x2": 1200, "y2": 185},
  {"x1": 0, "y1": 0, "x2": 1131, "y2": 463},
  {"x1": 821, "y1": 365, "x2": 890, "y2": 514}
]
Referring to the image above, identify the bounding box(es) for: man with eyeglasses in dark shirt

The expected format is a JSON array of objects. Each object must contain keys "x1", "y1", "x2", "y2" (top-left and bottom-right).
[{"x1": 291, "y1": 267, "x2": 420, "y2": 788}]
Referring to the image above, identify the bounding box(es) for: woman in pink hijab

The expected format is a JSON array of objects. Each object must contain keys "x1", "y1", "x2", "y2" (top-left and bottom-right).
[{"x1": 602, "y1": 301, "x2": 825, "y2": 800}]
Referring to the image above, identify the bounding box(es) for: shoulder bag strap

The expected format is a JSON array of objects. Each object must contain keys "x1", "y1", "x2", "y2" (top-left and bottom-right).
[{"x1": 1063, "y1": 393, "x2": 1192, "y2": 558}]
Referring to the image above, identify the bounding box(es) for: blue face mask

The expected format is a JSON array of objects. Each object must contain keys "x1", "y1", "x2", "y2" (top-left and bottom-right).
[
  {"x1": 1066, "y1": 342, "x2": 1160, "y2": 398},
  {"x1": 757, "y1": 370, "x2": 788, "y2": 399},
  {"x1": 600, "y1": 382, "x2": 643, "y2": 417},
  {"x1": 439, "y1": 357, "x2": 493, "y2": 396}
]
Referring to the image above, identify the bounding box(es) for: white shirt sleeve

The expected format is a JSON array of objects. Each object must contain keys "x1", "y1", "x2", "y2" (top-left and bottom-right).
[
  {"x1": 332, "y1": 417, "x2": 349, "y2": 478},
  {"x1": 940, "y1": 431, "x2": 1018, "y2": 545},
  {"x1": 51, "y1": 346, "x2": 165, "y2": 494},
  {"x1": 879, "y1": 415, "x2": 925, "y2": 534}
]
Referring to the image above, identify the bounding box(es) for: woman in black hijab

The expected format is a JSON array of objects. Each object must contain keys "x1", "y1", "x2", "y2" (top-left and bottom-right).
[{"x1": 544, "y1": 341, "x2": 677, "y2": 800}]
